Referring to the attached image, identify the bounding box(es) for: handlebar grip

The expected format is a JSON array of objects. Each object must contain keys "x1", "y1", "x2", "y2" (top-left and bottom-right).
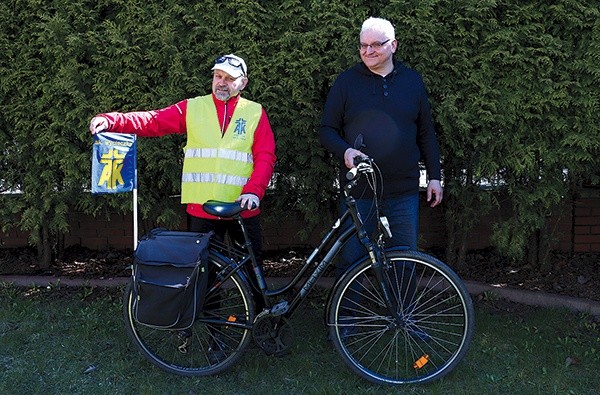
[
  {"x1": 346, "y1": 167, "x2": 359, "y2": 180},
  {"x1": 346, "y1": 156, "x2": 371, "y2": 180}
]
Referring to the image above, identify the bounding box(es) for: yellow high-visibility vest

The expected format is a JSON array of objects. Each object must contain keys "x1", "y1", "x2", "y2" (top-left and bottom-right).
[{"x1": 181, "y1": 95, "x2": 261, "y2": 204}]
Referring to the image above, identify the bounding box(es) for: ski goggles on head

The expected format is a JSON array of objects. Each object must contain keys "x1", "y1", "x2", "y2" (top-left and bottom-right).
[{"x1": 212, "y1": 55, "x2": 247, "y2": 78}]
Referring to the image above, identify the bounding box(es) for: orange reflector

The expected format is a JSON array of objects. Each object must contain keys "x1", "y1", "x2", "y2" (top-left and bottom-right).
[
  {"x1": 413, "y1": 354, "x2": 430, "y2": 369},
  {"x1": 227, "y1": 315, "x2": 237, "y2": 323}
]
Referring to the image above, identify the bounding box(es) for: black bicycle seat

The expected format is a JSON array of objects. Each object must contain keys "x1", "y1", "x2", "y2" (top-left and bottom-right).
[{"x1": 203, "y1": 200, "x2": 245, "y2": 218}]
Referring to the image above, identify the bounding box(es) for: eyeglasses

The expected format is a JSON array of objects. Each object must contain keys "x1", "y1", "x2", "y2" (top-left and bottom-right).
[
  {"x1": 214, "y1": 56, "x2": 247, "y2": 76},
  {"x1": 359, "y1": 39, "x2": 391, "y2": 51}
]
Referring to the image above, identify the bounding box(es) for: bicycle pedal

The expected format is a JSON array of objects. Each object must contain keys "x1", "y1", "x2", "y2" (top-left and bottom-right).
[{"x1": 269, "y1": 300, "x2": 289, "y2": 316}]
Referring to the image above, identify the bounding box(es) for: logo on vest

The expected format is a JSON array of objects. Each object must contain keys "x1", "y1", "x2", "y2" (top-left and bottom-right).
[{"x1": 233, "y1": 118, "x2": 247, "y2": 140}]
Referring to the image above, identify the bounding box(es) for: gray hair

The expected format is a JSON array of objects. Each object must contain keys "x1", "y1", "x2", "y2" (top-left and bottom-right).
[{"x1": 360, "y1": 17, "x2": 395, "y2": 39}]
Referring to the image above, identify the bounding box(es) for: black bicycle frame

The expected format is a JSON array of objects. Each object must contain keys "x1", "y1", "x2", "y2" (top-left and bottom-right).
[{"x1": 206, "y1": 181, "x2": 401, "y2": 324}]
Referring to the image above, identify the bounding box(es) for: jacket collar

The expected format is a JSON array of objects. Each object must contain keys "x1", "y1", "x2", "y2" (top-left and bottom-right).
[
  {"x1": 356, "y1": 58, "x2": 403, "y2": 78},
  {"x1": 211, "y1": 93, "x2": 241, "y2": 108}
]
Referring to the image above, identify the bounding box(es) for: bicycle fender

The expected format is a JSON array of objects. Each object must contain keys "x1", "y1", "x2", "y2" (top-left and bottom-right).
[{"x1": 208, "y1": 249, "x2": 252, "y2": 287}]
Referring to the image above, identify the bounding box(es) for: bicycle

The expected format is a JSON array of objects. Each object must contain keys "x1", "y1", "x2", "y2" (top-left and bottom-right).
[{"x1": 123, "y1": 157, "x2": 474, "y2": 385}]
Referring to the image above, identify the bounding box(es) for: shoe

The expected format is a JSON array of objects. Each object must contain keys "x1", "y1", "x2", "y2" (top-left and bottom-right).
[
  {"x1": 252, "y1": 291, "x2": 266, "y2": 313},
  {"x1": 255, "y1": 298, "x2": 266, "y2": 313},
  {"x1": 207, "y1": 337, "x2": 227, "y2": 364}
]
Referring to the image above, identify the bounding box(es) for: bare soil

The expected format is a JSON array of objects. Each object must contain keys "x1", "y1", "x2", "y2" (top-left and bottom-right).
[{"x1": 1, "y1": 245, "x2": 598, "y2": 301}]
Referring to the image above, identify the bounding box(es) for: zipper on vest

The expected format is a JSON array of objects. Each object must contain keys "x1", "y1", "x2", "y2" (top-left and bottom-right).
[{"x1": 221, "y1": 101, "x2": 228, "y2": 137}]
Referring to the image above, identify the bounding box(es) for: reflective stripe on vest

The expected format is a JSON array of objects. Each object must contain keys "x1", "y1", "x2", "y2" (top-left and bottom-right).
[
  {"x1": 181, "y1": 95, "x2": 261, "y2": 204},
  {"x1": 181, "y1": 172, "x2": 248, "y2": 187},
  {"x1": 184, "y1": 148, "x2": 254, "y2": 164}
]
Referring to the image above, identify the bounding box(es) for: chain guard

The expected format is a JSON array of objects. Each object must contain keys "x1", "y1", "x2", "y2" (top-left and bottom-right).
[{"x1": 252, "y1": 316, "x2": 294, "y2": 356}]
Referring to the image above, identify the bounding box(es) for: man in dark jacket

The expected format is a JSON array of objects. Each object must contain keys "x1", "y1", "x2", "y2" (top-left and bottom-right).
[{"x1": 319, "y1": 17, "x2": 443, "y2": 278}]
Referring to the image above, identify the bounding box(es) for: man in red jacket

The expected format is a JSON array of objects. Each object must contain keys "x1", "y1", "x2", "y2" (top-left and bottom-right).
[{"x1": 90, "y1": 54, "x2": 276, "y2": 306}]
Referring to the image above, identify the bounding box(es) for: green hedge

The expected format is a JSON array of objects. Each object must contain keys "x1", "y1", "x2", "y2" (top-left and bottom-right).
[{"x1": 1, "y1": 0, "x2": 598, "y2": 268}]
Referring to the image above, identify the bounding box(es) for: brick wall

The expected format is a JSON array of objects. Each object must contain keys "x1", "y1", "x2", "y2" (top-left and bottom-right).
[
  {"x1": 65, "y1": 212, "x2": 136, "y2": 250},
  {"x1": 1, "y1": 193, "x2": 599, "y2": 253},
  {"x1": 0, "y1": 226, "x2": 29, "y2": 249},
  {"x1": 573, "y1": 196, "x2": 600, "y2": 252}
]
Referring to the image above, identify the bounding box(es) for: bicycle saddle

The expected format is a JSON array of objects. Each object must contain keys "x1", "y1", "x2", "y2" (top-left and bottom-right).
[{"x1": 203, "y1": 200, "x2": 245, "y2": 218}]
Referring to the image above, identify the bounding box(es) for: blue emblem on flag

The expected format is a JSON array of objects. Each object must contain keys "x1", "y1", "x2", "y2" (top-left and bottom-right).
[{"x1": 92, "y1": 132, "x2": 137, "y2": 194}]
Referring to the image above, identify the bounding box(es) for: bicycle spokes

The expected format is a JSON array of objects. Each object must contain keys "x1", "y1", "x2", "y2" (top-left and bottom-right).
[{"x1": 329, "y1": 251, "x2": 474, "y2": 385}]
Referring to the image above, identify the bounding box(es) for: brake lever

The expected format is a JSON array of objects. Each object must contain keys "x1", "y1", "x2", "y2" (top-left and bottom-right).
[
  {"x1": 346, "y1": 163, "x2": 372, "y2": 180},
  {"x1": 346, "y1": 157, "x2": 372, "y2": 180}
]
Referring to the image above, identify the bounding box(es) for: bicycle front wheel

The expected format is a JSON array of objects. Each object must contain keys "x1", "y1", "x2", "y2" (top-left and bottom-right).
[
  {"x1": 328, "y1": 250, "x2": 474, "y2": 385},
  {"x1": 123, "y1": 253, "x2": 255, "y2": 376}
]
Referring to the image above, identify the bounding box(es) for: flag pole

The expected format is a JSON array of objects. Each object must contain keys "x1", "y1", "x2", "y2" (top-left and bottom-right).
[{"x1": 133, "y1": 169, "x2": 138, "y2": 250}]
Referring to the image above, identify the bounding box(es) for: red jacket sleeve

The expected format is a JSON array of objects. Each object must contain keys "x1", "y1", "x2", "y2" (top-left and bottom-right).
[{"x1": 99, "y1": 100, "x2": 188, "y2": 136}]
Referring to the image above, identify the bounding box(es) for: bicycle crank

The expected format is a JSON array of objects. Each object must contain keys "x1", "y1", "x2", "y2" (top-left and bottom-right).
[{"x1": 252, "y1": 316, "x2": 294, "y2": 356}]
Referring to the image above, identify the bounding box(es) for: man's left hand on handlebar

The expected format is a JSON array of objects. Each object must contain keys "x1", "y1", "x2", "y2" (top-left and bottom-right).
[
  {"x1": 236, "y1": 193, "x2": 259, "y2": 210},
  {"x1": 344, "y1": 148, "x2": 367, "y2": 169}
]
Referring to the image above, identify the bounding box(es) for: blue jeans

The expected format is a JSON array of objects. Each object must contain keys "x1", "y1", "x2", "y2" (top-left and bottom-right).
[{"x1": 336, "y1": 193, "x2": 419, "y2": 279}]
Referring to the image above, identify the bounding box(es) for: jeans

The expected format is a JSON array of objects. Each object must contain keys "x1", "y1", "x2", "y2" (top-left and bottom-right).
[
  {"x1": 336, "y1": 194, "x2": 420, "y2": 319},
  {"x1": 336, "y1": 193, "x2": 419, "y2": 279}
]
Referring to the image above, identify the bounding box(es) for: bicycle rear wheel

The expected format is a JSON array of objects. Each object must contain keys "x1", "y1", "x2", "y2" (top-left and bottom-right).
[
  {"x1": 328, "y1": 250, "x2": 474, "y2": 385},
  {"x1": 123, "y1": 253, "x2": 255, "y2": 376}
]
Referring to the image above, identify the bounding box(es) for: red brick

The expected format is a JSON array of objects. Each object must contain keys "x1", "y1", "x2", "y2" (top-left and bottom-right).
[
  {"x1": 574, "y1": 244, "x2": 591, "y2": 252},
  {"x1": 574, "y1": 207, "x2": 592, "y2": 216},
  {"x1": 79, "y1": 220, "x2": 107, "y2": 230},
  {"x1": 577, "y1": 198, "x2": 600, "y2": 206},
  {"x1": 574, "y1": 226, "x2": 591, "y2": 235},
  {"x1": 109, "y1": 236, "x2": 136, "y2": 249},
  {"x1": 590, "y1": 244, "x2": 600, "y2": 252},
  {"x1": 81, "y1": 238, "x2": 110, "y2": 249},
  {"x1": 63, "y1": 235, "x2": 82, "y2": 247},
  {"x1": 575, "y1": 217, "x2": 600, "y2": 226},
  {"x1": 1, "y1": 238, "x2": 28, "y2": 248},
  {"x1": 77, "y1": 228, "x2": 100, "y2": 238},
  {"x1": 100, "y1": 228, "x2": 127, "y2": 237},
  {"x1": 574, "y1": 234, "x2": 600, "y2": 243}
]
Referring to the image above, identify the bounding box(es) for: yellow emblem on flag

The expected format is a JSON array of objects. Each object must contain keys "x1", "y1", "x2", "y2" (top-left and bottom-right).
[{"x1": 97, "y1": 148, "x2": 126, "y2": 190}]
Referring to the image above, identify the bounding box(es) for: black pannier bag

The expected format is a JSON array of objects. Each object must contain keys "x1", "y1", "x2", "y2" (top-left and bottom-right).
[{"x1": 132, "y1": 228, "x2": 213, "y2": 329}]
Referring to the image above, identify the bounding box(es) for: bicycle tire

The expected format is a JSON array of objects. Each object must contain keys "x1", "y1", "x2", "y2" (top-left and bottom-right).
[
  {"x1": 328, "y1": 250, "x2": 474, "y2": 385},
  {"x1": 123, "y1": 252, "x2": 255, "y2": 376}
]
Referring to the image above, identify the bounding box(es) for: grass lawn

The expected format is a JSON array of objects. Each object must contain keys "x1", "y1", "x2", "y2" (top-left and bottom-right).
[{"x1": 0, "y1": 283, "x2": 598, "y2": 395}]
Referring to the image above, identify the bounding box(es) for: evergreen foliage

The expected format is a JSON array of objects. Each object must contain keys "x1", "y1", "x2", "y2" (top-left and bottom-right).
[
  {"x1": 0, "y1": 0, "x2": 598, "y2": 268},
  {"x1": 385, "y1": 0, "x2": 600, "y2": 267}
]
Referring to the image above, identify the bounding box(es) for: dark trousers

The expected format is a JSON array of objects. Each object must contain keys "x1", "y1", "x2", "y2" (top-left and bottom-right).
[
  {"x1": 188, "y1": 215, "x2": 263, "y2": 263},
  {"x1": 189, "y1": 215, "x2": 264, "y2": 306}
]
